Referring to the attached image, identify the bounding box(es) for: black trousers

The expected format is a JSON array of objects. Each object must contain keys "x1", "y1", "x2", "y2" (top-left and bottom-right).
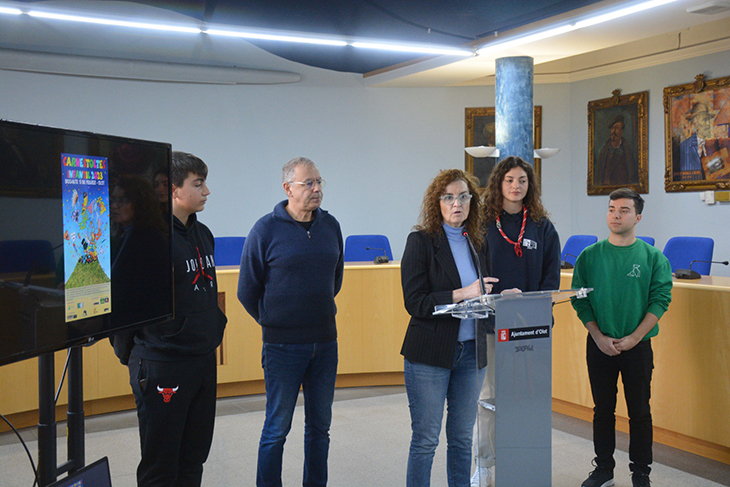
[
  {"x1": 129, "y1": 351, "x2": 218, "y2": 487},
  {"x1": 586, "y1": 335, "x2": 654, "y2": 475}
]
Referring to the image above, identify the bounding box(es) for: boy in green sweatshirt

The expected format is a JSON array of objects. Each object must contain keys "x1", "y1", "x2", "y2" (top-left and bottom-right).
[{"x1": 572, "y1": 188, "x2": 672, "y2": 487}]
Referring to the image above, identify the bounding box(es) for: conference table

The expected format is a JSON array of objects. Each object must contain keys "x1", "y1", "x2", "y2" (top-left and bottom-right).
[{"x1": 0, "y1": 264, "x2": 728, "y2": 465}]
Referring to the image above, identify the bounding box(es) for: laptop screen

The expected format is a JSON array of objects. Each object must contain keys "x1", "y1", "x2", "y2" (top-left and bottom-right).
[{"x1": 48, "y1": 457, "x2": 112, "y2": 487}]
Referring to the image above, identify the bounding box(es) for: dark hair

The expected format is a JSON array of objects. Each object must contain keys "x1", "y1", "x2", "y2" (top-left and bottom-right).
[
  {"x1": 171, "y1": 151, "x2": 208, "y2": 188},
  {"x1": 482, "y1": 156, "x2": 548, "y2": 223},
  {"x1": 112, "y1": 175, "x2": 167, "y2": 236},
  {"x1": 609, "y1": 187, "x2": 644, "y2": 214},
  {"x1": 415, "y1": 169, "x2": 485, "y2": 251}
]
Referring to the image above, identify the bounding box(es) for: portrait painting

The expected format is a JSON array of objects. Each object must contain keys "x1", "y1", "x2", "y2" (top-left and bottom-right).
[
  {"x1": 465, "y1": 106, "x2": 542, "y2": 189},
  {"x1": 587, "y1": 90, "x2": 648, "y2": 195},
  {"x1": 664, "y1": 74, "x2": 730, "y2": 192}
]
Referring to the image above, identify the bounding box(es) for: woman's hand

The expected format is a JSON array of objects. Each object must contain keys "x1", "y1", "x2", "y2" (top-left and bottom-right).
[{"x1": 452, "y1": 277, "x2": 499, "y2": 303}]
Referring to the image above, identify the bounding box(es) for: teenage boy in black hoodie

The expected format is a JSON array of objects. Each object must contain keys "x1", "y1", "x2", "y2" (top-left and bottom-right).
[{"x1": 128, "y1": 151, "x2": 227, "y2": 487}]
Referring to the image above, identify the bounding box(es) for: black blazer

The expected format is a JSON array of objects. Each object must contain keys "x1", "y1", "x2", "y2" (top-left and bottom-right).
[{"x1": 400, "y1": 230, "x2": 491, "y2": 370}]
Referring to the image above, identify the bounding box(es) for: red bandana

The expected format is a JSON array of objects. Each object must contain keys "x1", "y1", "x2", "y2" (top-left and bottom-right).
[{"x1": 495, "y1": 206, "x2": 527, "y2": 257}]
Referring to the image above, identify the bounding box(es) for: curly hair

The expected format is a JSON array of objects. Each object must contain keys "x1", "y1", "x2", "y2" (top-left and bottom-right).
[
  {"x1": 482, "y1": 156, "x2": 548, "y2": 224},
  {"x1": 415, "y1": 169, "x2": 485, "y2": 251}
]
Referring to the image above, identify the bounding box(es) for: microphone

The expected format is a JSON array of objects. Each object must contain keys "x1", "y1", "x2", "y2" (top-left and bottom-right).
[
  {"x1": 463, "y1": 231, "x2": 487, "y2": 296},
  {"x1": 675, "y1": 260, "x2": 729, "y2": 279},
  {"x1": 366, "y1": 247, "x2": 389, "y2": 264},
  {"x1": 561, "y1": 253, "x2": 577, "y2": 269}
]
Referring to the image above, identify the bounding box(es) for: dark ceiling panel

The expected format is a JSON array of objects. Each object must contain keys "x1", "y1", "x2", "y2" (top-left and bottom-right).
[{"x1": 21, "y1": 0, "x2": 607, "y2": 73}]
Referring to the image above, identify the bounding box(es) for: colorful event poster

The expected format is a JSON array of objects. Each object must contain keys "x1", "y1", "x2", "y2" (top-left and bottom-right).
[{"x1": 61, "y1": 153, "x2": 112, "y2": 322}]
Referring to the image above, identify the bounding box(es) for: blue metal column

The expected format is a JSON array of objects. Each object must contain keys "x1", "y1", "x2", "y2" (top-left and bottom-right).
[{"x1": 495, "y1": 56, "x2": 534, "y2": 164}]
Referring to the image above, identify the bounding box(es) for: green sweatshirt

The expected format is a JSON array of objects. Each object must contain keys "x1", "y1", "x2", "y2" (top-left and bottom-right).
[{"x1": 571, "y1": 238, "x2": 672, "y2": 340}]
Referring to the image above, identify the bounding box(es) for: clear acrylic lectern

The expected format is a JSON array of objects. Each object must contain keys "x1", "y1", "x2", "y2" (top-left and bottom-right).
[{"x1": 434, "y1": 288, "x2": 592, "y2": 487}]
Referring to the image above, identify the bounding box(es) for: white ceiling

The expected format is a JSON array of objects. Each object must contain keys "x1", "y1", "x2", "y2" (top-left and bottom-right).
[{"x1": 0, "y1": 0, "x2": 729, "y2": 86}]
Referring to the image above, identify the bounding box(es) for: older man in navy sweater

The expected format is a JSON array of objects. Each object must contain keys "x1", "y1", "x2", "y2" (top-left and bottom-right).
[{"x1": 238, "y1": 156, "x2": 344, "y2": 487}]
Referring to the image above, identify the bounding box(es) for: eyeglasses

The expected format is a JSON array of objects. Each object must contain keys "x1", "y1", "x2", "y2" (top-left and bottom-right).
[
  {"x1": 289, "y1": 178, "x2": 326, "y2": 190},
  {"x1": 440, "y1": 193, "x2": 472, "y2": 206}
]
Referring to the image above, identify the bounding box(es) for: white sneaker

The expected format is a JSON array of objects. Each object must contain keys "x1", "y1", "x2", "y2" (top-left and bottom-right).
[{"x1": 470, "y1": 466, "x2": 493, "y2": 487}]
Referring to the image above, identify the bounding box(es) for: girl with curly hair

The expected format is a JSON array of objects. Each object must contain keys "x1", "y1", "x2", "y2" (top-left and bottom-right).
[{"x1": 470, "y1": 156, "x2": 561, "y2": 487}]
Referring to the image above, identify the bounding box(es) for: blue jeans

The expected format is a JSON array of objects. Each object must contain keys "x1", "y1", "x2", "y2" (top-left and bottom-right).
[
  {"x1": 257, "y1": 340, "x2": 338, "y2": 487},
  {"x1": 404, "y1": 340, "x2": 485, "y2": 487}
]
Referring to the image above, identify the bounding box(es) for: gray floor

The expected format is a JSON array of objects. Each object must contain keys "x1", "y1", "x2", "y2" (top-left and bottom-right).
[{"x1": 1, "y1": 386, "x2": 728, "y2": 486}]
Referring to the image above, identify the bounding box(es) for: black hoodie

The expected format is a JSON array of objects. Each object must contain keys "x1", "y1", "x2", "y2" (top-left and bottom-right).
[{"x1": 133, "y1": 213, "x2": 227, "y2": 360}]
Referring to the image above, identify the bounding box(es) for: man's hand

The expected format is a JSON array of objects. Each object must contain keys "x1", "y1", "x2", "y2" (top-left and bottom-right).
[
  {"x1": 614, "y1": 334, "x2": 641, "y2": 352},
  {"x1": 593, "y1": 333, "x2": 621, "y2": 356},
  {"x1": 585, "y1": 321, "x2": 620, "y2": 356}
]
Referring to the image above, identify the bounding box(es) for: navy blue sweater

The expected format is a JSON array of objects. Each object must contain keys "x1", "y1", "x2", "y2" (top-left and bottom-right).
[
  {"x1": 237, "y1": 200, "x2": 344, "y2": 344},
  {"x1": 486, "y1": 212, "x2": 561, "y2": 294}
]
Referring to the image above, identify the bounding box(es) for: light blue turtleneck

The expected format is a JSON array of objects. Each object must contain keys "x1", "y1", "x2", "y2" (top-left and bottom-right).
[{"x1": 443, "y1": 223, "x2": 478, "y2": 342}]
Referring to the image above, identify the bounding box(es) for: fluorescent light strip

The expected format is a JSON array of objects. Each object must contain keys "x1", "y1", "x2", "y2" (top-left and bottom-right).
[
  {"x1": 478, "y1": 24, "x2": 576, "y2": 54},
  {"x1": 574, "y1": 0, "x2": 678, "y2": 28},
  {"x1": 205, "y1": 29, "x2": 346, "y2": 46},
  {"x1": 10, "y1": 3, "x2": 474, "y2": 55},
  {"x1": 477, "y1": 0, "x2": 679, "y2": 55},
  {"x1": 27, "y1": 10, "x2": 201, "y2": 34},
  {"x1": 351, "y1": 41, "x2": 472, "y2": 56},
  {"x1": 0, "y1": 7, "x2": 22, "y2": 15}
]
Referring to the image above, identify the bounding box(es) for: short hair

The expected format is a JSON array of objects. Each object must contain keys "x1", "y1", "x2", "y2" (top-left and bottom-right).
[
  {"x1": 609, "y1": 187, "x2": 644, "y2": 214},
  {"x1": 415, "y1": 169, "x2": 485, "y2": 251},
  {"x1": 282, "y1": 156, "x2": 317, "y2": 183},
  {"x1": 171, "y1": 151, "x2": 208, "y2": 188},
  {"x1": 482, "y1": 156, "x2": 548, "y2": 224}
]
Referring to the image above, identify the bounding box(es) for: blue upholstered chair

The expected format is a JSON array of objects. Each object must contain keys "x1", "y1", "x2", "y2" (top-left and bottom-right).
[
  {"x1": 561, "y1": 235, "x2": 598, "y2": 268},
  {"x1": 214, "y1": 236, "x2": 246, "y2": 266},
  {"x1": 662, "y1": 236, "x2": 714, "y2": 275},
  {"x1": 637, "y1": 236, "x2": 655, "y2": 246},
  {"x1": 0, "y1": 239, "x2": 56, "y2": 274},
  {"x1": 344, "y1": 234, "x2": 393, "y2": 262}
]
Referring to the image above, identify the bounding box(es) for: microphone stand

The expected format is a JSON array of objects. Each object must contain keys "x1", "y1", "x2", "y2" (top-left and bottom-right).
[
  {"x1": 463, "y1": 231, "x2": 487, "y2": 298},
  {"x1": 675, "y1": 260, "x2": 729, "y2": 279}
]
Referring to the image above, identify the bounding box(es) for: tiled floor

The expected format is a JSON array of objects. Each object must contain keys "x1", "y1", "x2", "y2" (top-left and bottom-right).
[{"x1": 1, "y1": 386, "x2": 728, "y2": 486}]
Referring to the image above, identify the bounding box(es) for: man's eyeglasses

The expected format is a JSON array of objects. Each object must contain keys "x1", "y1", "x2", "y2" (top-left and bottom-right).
[
  {"x1": 289, "y1": 178, "x2": 326, "y2": 190},
  {"x1": 440, "y1": 193, "x2": 472, "y2": 206}
]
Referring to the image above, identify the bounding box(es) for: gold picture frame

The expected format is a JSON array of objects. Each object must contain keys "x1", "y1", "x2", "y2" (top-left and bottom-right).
[
  {"x1": 664, "y1": 74, "x2": 730, "y2": 192},
  {"x1": 587, "y1": 89, "x2": 648, "y2": 195},
  {"x1": 465, "y1": 106, "x2": 542, "y2": 189}
]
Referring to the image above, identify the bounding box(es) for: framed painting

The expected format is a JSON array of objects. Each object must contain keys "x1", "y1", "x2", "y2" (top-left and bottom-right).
[
  {"x1": 664, "y1": 74, "x2": 730, "y2": 192},
  {"x1": 465, "y1": 106, "x2": 542, "y2": 189},
  {"x1": 587, "y1": 89, "x2": 648, "y2": 195}
]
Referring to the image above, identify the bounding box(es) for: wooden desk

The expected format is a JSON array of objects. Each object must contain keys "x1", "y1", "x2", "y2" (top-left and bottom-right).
[
  {"x1": 0, "y1": 262, "x2": 410, "y2": 430},
  {"x1": 553, "y1": 270, "x2": 730, "y2": 464}
]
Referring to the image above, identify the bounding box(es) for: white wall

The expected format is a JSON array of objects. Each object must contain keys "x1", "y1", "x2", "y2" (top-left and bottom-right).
[{"x1": 1, "y1": 49, "x2": 727, "y2": 275}]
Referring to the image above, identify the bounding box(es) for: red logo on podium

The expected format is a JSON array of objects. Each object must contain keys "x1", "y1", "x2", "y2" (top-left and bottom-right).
[{"x1": 498, "y1": 329, "x2": 509, "y2": 342}]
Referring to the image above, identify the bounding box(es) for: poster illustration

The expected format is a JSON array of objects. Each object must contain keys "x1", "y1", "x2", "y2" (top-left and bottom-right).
[{"x1": 61, "y1": 153, "x2": 112, "y2": 322}]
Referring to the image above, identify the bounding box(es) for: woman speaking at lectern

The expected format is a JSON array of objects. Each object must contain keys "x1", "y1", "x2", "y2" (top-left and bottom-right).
[{"x1": 400, "y1": 168, "x2": 497, "y2": 487}]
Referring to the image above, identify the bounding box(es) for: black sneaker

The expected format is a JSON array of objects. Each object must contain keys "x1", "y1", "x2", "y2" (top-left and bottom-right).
[
  {"x1": 581, "y1": 466, "x2": 614, "y2": 487},
  {"x1": 632, "y1": 472, "x2": 651, "y2": 487}
]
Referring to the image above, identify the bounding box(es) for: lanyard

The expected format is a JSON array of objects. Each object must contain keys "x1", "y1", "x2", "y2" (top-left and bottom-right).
[{"x1": 495, "y1": 207, "x2": 527, "y2": 257}]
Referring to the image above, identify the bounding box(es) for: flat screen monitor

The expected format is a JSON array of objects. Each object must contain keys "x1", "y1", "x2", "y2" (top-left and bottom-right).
[
  {"x1": 0, "y1": 119, "x2": 174, "y2": 366},
  {"x1": 48, "y1": 456, "x2": 113, "y2": 487}
]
